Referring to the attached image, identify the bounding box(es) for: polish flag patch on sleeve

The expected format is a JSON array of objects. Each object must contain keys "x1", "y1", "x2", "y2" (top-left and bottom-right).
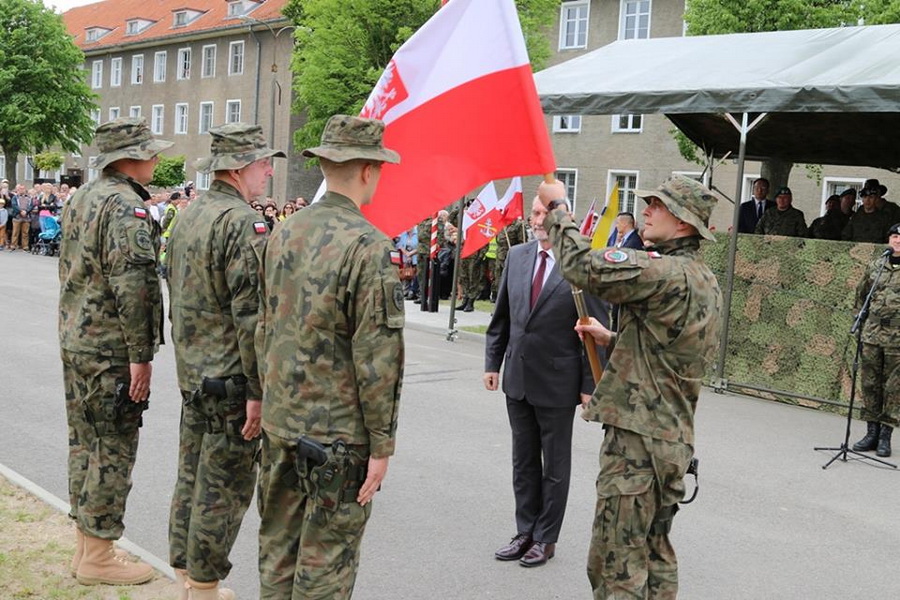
[
  {"x1": 134, "y1": 206, "x2": 147, "y2": 219},
  {"x1": 253, "y1": 222, "x2": 268, "y2": 234},
  {"x1": 389, "y1": 250, "x2": 402, "y2": 266}
]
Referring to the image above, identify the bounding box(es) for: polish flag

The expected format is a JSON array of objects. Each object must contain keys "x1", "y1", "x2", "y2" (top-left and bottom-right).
[
  {"x1": 579, "y1": 198, "x2": 599, "y2": 237},
  {"x1": 461, "y1": 177, "x2": 524, "y2": 258},
  {"x1": 360, "y1": 0, "x2": 555, "y2": 237}
]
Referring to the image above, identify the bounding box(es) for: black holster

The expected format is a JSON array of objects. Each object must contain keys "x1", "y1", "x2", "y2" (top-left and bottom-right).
[
  {"x1": 185, "y1": 375, "x2": 248, "y2": 436},
  {"x1": 83, "y1": 380, "x2": 148, "y2": 437},
  {"x1": 294, "y1": 438, "x2": 368, "y2": 511}
]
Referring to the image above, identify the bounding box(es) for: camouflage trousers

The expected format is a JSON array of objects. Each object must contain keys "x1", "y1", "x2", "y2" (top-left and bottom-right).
[
  {"x1": 458, "y1": 255, "x2": 485, "y2": 300},
  {"x1": 859, "y1": 343, "x2": 900, "y2": 428},
  {"x1": 169, "y1": 392, "x2": 258, "y2": 582},
  {"x1": 258, "y1": 431, "x2": 371, "y2": 600},
  {"x1": 62, "y1": 349, "x2": 142, "y2": 540},
  {"x1": 588, "y1": 426, "x2": 693, "y2": 600}
]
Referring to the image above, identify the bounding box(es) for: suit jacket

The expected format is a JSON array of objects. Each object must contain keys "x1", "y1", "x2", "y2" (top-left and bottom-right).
[
  {"x1": 738, "y1": 198, "x2": 776, "y2": 234},
  {"x1": 485, "y1": 241, "x2": 603, "y2": 407},
  {"x1": 606, "y1": 229, "x2": 643, "y2": 249}
]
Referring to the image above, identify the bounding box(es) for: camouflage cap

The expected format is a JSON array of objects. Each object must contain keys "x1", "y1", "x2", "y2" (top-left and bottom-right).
[
  {"x1": 195, "y1": 123, "x2": 286, "y2": 173},
  {"x1": 302, "y1": 114, "x2": 400, "y2": 164},
  {"x1": 634, "y1": 175, "x2": 719, "y2": 241},
  {"x1": 89, "y1": 117, "x2": 174, "y2": 169}
]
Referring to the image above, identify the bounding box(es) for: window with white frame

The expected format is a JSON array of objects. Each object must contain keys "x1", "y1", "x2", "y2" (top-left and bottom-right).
[
  {"x1": 552, "y1": 115, "x2": 582, "y2": 133},
  {"x1": 227, "y1": 1, "x2": 247, "y2": 17},
  {"x1": 822, "y1": 177, "x2": 865, "y2": 213},
  {"x1": 125, "y1": 20, "x2": 142, "y2": 35},
  {"x1": 175, "y1": 103, "x2": 189, "y2": 134},
  {"x1": 199, "y1": 102, "x2": 214, "y2": 134},
  {"x1": 154, "y1": 51, "x2": 167, "y2": 82},
  {"x1": 110, "y1": 57, "x2": 122, "y2": 87},
  {"x1": 131, "y1": 55, "x2": 144, "y2": 84},
  {"x1": 229, "y1": 41, "x2": 244, "y2": 75},
  {"x1": 225, "y1": 99, "x2": 241, "y2": 123},
  {"x1": 90, "y1": 108, "x2": 101, "y2": 126},
  {"x1": 559, "y1": 1, "x2": 589, "y2": 50},
  {"x1": 151, "y1": 105, "x2": 164, "y2": 135},
  {"x1": 555, "y1": 169, "x2": 578, "y2": 208},
  {"x1": 129, "y1": 106, "x2": 141, "y2": 118},
  {"x1": 109, "y1": 107, "x2": 120, "y2": 120},
  {"x1": 609, "y1": 171, "x2": 638, "y2": 214},
  {"x1": 612, "y1": 114, "x2": 643, "y2": 133},
  {"x1": 173, "y1": 11, "x2": 188, "y2": 27},
  {"x1": 620, "y1": 0, "x2": 651, "y2": 40},
  {"x1": 91, "y1": 60, "x2": 103, "y2": 88},
  {"x1": 24, "y1": 156, "x2": 33, "y2": 182},
  {"x1": 85, "y1": 27, "x2": 110, "y2": 42},
  {"x1": 177, "y1": 48, "x2": 191, "y2": 80},
  {"x1": 201, "y1": 45, "x2": 216, "y2": 78},
  {"x1": 195, "y1": 171, "x2": 211, "y2": 191},
  {"x1": 672, "y1": 170, "x2": 709, "y2": 187},
  {"x1": 740, "y1": 174, "x2": 761, "y2": 203}
]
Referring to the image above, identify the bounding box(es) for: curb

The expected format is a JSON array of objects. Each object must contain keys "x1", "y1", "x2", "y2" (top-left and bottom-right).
[
  {"x1": 0, "y1": 462, "x2": 175, "y2": 581},
  {"x1": 404, "y1": 318, "x2": 486, "y2": 343}
]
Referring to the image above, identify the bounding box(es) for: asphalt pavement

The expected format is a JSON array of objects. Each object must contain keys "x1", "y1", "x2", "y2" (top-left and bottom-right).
[{"x1": 1, "y1": 249, "x2": 897, "y2": 599}]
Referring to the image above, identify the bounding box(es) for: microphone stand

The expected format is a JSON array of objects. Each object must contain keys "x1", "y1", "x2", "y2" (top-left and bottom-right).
[{"x1": 815, "y1": 252, "x2": 897, "y2": 469}]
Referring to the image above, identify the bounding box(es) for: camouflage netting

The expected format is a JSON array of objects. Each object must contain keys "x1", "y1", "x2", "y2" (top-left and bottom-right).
[{"x1": 701, "y1": 234, "x2": 884, "y2": 410}]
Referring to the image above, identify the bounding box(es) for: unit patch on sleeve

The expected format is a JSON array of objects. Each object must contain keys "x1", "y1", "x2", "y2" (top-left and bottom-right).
[
  {"x1": 389, "y1": 249, "x2": 402, "y2": 266},
  {"x1": 603, "y1": 249, "x2": 629, "y2": 264},
  {"x1": 133, "y1": 206, "x2": 148, "y2": 219},
  {"x1": 253, "y1": 222, "x2": 268, "y2": 234}
]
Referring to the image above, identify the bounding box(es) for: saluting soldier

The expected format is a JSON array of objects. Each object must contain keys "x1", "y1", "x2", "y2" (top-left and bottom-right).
[
  {"x1": 537, "y1": 175, "x2": 723, "y2": 599},
  {"x1": 166, "y1": 123, "x2": 285, "y2": 600},
  {"x1": 59, "y1": 117, "x2": 171, "y2": 586},
  {"x1": 256, "y1": 115, "x2": 405, "y2": 599}
]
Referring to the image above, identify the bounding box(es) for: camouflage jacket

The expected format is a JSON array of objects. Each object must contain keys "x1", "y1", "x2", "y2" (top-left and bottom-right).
[
  {"x1": 58, "y1": 169, "x2": 162, "y2": 363},
  {"x1": 545, "y1": 208, "x2": 722, "y2": 445},
  {"x1": 496, "y1": 219, "x2": 526, "y2": 261},
  {"x1": 166, "y1": 180, "x2": 268, "y2": 398},
  {"x1": 258, "y1": 191, "x2": 405, "y2": 457},
  {"x1": 856, "y1": 255, "x2": 900, "y2": 347},
  {"x1": 416, "y1": 217, "x2": 445, "y2": 257},
  {"x1": 807, "y1": 211, "x2": 847, "y2": 241},
  {"x1": 755, "y1": 206, "x2": 807, "y2": 237},
  {"x1": 842, "y1": 209, "x2": 891, "y2": 244}
]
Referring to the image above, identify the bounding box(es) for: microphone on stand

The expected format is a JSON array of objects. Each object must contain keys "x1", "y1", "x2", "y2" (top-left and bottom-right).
[{"x1": 881, "y1": 248, "x2": 893, "y2": 257}]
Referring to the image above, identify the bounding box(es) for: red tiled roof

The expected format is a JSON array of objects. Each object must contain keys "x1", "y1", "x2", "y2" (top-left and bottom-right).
[{"x1": 63, "y1": 0, "x2": 289, "y2": 50}]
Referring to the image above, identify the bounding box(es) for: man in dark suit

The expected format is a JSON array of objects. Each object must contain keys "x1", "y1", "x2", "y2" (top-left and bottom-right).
[
  {"x1": 484, "y1": 196, "x2": 604, "y2": 568},
  {"x1": 737, "y1": 177, "x2": 774, "y2": 234},
  {"x1": 605, "y1": 212, "x2": 644, "y2": 249}
]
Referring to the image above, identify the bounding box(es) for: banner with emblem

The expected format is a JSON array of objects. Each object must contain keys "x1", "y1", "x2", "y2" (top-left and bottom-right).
[
  {"x1": 461, "y1": 177, "x2": 523, "y2": 258},
  {"x1": 358, "y1": 0, "x2": 555, "y2": 237}
]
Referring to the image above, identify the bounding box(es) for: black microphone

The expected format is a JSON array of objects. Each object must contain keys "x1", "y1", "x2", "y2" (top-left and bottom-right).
[{"x1": 882, "y1": 248, "x2": 893, "y2": 257}]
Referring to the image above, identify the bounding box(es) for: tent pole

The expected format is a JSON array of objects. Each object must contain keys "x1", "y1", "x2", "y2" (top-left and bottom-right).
[{"x1": 714, "y1": 112, "x2": 750, "y2": 391}]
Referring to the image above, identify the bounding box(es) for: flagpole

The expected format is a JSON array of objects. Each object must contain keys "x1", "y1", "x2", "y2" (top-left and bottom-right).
[
  {"x1": 543, "y1": 174, "x2": 603, "y2": 385},
  {"x1": 447, "y1": 196, "x2": 466, "y2": 342}
]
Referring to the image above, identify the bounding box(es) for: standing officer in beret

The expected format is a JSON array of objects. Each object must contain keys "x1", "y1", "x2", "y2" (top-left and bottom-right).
[
  {"x1": 256, "y1": 115, "x2": 405, "y2": 599},
  {"x1": 59, "y1": 117, "x2": 171, "y2": 586},
  {"x1": 166, "y1": 123, "x2": 285, "y2": 600},
  {"x1": 537, "y1": 175, "x2": 723, "y2": 599}
]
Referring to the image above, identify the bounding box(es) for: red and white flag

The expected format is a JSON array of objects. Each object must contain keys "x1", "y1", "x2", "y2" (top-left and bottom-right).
[
  {"x1": 461, "y1": 177, "x2": 523, "y2": 258},
  {"x1": 360, "y1": 0, "x2": 555, "y2": 236},
  {"x1": 579, "y1": 198, "x2": 599, "y2": 237}
]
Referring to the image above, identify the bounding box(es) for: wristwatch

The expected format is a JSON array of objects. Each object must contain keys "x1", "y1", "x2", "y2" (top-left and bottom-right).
[{"x1": 547, "y1": 199, "x2": 566, "y2": 211}]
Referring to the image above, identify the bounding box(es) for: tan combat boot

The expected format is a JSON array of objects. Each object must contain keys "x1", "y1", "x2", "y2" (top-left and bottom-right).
[
  {"x1": 70, "y1": 527, "x2": 132, "y2": 577},
  {"x1": 76, "y1": 534, "x2": 154, "y2": 585},
  {"x1": 186, "y1": 577, "x2": 236, "y2": 600}
]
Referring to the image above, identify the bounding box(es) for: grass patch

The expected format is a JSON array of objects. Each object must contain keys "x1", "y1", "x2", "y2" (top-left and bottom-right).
[{"x1": 459, "y1": 325, "x2": 488, "y2": 334}]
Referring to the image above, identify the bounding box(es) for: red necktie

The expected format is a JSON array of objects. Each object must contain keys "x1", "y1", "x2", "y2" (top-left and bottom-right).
[{"x1": 530, "y1": 250, "x2": 548, "y2": 310}]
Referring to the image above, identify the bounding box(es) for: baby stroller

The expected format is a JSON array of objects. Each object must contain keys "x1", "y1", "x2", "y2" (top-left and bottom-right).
[{"x1": 32, "y1": 215, "x2": 61, "y2": 256}]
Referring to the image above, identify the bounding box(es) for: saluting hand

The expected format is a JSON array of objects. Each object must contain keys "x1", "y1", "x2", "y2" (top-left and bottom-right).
[{"x1": 358, "y1": 456, "x2": 389, "y2": 506}]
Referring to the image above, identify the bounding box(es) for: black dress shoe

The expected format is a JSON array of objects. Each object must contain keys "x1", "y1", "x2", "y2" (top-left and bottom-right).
[
  {"x1": 519, "y1": 542, "x2": 555, "y2": 567},
  {"x1": 494, "y1": 533, "x2": 533, "y2": 561}
]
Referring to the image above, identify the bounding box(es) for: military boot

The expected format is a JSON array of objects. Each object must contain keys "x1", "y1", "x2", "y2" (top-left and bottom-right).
[
  {"x1": 70, "y1": 528, "x2": 133, "y2": 577},
  {"x1": 186, "y1": 577, "x2": 235, "y2": 600},
  {"x1": 852, "y1": 421, "x2": 880, "y2": 452},
  {"x1": 462, "y1": 297, "x2": 475, "y2": 312},
  {"x1": 876, "y1": 425, "x2": 893, "y2": 458},
  {"x1": 76, "y1": 534, "x2": 154, "y2": 585}
]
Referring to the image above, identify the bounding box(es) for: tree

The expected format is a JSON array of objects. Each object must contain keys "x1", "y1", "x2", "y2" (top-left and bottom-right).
[
  {"x1": 34, "y1": 151, "x2": 64, "y2": 174},
  {"x1": 0, "y1": 0, "x2": 97, "y2": 187},
  {"x1": 286, "y1": 0, "x2": 557, "y2": 152},
  {"x1": 151, "y1": 155, "x2": 185, "y2": 189}
]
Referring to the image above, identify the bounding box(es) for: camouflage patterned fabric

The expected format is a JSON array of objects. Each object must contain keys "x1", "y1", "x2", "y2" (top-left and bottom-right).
[
  {"x1": 257, "y1": 190, "x2": 404, "y2": 599},
  {"x1": 58, "y1": 155, "x2": 163, "y2": 540},
  {"x1": 301, "y1": 114, "x2": 400, "y2": 164},
  {"x1": 842, "y1": 209, "x2": 892, "y2": 243},
  {"x1": 544, "y1": 173, "x2": 722, "y2": 599},
  {"x1": 807, "y1": 210, "x2": 847, "y2": 240},
  {"x1": 166, "y1": 177, "x2": 267, "y2": 582},
  {"x1": 195, "y1": 123, "x2": 286, "y2": 173},
  {"x1": 458, "y1": 246, "x2": 487, "y2": 300},
  {"x1": 89, "y1": 117, "x2": 173, "y2": 170},
  {"x1": 494, "y1": 219, "x2": 526, "y2": 297},
  {"x1": 754, "y1": 206, "x2": 808, "y2": 237}
]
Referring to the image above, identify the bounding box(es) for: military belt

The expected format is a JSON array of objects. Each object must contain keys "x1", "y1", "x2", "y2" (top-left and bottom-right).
[{"x1": 879, "y1": 317, "x2": 900, "y2": 327}]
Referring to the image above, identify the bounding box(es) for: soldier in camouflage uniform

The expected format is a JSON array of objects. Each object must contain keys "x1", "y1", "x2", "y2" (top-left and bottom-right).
[
  {"x1": 458, "y1": 244, "x2": 487, "y2": 311},
  {"x1": 494, "y1": 218, "x2": 526, "y2": 300},
  {"x1": 256, "y1": 115, "x2": 404, "y2": 600},
  {"x1": 167, "y1": 124, "x2": 285, "y2": 600},
  {"x1": 843, "y1": 184, "x2": 893, "y2": 243},
  {"x1": 58, "y1": 117, "x2": 171, "y2": 586},
  {"x1": 755, "y1": 186, "x2": 807, "y2": 237},
  {"x1": 538, "y1": 175, "x2": 723, "y2": 600},
  {"x1": 851, "y1": 222, "x2": 900, "y2": 458}
]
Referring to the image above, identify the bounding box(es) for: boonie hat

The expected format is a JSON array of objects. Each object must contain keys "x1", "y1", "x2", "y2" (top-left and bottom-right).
[
  {"x1": 90, "y1": 117, "x2": 173, "y2": 170},
  {"x1": 302, "y1": 114, "x2": 400, "y2": 164},
  {"x1": 195, "y1": 123, "x2": 286, "y2": 173},
  {"x1": 775, "y1": 186, "x2": 792, "y2": 196},
  {"x1": 633, "y1": 175, "x2": 719, "y2": 241},
  {"x1": 861, "y1": 178, "x2": 887, "y2": 197}
]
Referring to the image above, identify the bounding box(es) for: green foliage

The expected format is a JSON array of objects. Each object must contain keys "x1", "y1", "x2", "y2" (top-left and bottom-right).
[
  {"x1": 287, "y1": 0, "x2": 556, "y2": 153},
  {"x1": 151, "y1": 155, "x2": 185, "y2": 189},
  {"x1": 0, "y1": 0, "x2": 97, "y2": 185},
  {"x1": 669, "y1": 128, "x2": 704, "y2": 166},
  {"x1": 804, "y1": 163, "x2": 823, "y2": 184},
  {"x1": 33, "y1": 151, "x2": 64, "y2": 173},
  {"x1": 683, "y1": 0, "x2": 856, "y2": 35}
]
